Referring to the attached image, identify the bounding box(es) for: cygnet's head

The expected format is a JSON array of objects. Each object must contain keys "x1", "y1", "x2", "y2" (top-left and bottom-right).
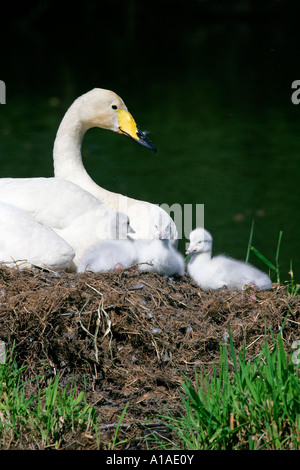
[
  {"x1": 151, "y1": 212, "x2": 174, "y2": 240},
  {"x1": 109, "y1": 211, "x2": 135, "y2": 240},
  {"x1": 70, "y1": 88, "x2": 156, "y2": 151},
  {"x1": 186, "y1": 228, "x2": 213, "y2": 254}
]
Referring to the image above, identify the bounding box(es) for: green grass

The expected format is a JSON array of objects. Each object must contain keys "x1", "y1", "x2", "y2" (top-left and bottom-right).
[
  {"x1": 0, "y1": 347, "x2": 99, "y2": 449},
  {"x1": 2, "y1": 333, "x2": 298, "y2": 450},
  {"x1": 0, "y1": 345, "x2": 131, "y2": 449},
  {"x1": 246, "y1": 220, "x2": 299, "y2": 296},
  {"x1": 148, "y1": 330, "x2": 300, "y2": 450}
]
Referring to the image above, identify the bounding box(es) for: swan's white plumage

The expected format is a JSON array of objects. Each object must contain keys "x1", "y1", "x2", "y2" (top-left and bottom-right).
[
  {"x1": 136, "y1": 239, "x2": 185, "y2": 277},
  {"x1": 78, "y1": 240, "x2": 137, "y2": 273},
  {"x1": 0, "y1": 88, "x2": 177, "y2": 271},
  {"x1": 0, "y1": 178, "x2": 123, "y2": 270},
  {"x1": 79, "y1": 237, "x2": 185, "y2": 277},
  {"x1": 0, "y1": 201, "x2": 75, "y2": 270},
  {"x1": 78, "y1": 212, "x2": 137, "y2": 273},
  {"x1": 78, "y1": 212, "x2": 183, "y2": 276},
  {"x1": 186, "y1": 228, "x2": 272, "y2": 291},
  {"x1": 0, "y1": 177, "x2": 106, "y2": 229},
  {"x1": 53, "y1": 88, "x2": 178, "y2": 242},
  {"x1": 131, "y1": 213, "x2": 184, "y2": 277}
]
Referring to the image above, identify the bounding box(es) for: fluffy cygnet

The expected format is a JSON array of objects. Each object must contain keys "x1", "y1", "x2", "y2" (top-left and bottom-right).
[
  {"x1": 136, "y1": 239, "x2": 185, "y2": 277},
  {"x1": 186, "y1": 228, "x2": 272, "y2": 291},
  {"x1": 135, "y1": 214, "x2": 185, "y2": 277},
  {"x1": 77, "y1": 239, "x2": 137, "y2": 273},
  {"x1": 77, "y1": 212, "x2": 136, "y2": 273}
]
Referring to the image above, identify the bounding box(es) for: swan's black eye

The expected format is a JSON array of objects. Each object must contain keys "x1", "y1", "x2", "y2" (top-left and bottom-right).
[{"x1": 112, "y1": 105, "x2": 118, "y2": 110}]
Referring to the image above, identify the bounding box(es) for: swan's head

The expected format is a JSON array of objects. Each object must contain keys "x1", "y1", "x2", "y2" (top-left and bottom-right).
[
  {"x1": 186, "y1": 228, "x2": 213, "y2": 254},
  {"x1": 74, "y1": 88, "x2": 156, "y2": 151},
  {"x1": 109, "y1": 211, "x2": 135, "y2": 240},
  {"x1": 151, "y1": 212, "x2": 175, "y2": 240}
]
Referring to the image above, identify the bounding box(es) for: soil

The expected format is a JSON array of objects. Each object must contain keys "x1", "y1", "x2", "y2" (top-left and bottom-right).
[{"x1": 0, "y1": 265, "x2": 299, "y2": 450}]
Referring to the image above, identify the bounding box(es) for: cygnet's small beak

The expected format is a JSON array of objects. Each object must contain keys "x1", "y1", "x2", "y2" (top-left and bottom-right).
[
  {"x1": 117, "y1": 109, "x2": 156, "y2": 152},
  {"x1": 128, "y1": 225, "x2": 135, "y2": 234},
  {"x1": 185, "y1": 246, "x2": 195, "y2": 254}
]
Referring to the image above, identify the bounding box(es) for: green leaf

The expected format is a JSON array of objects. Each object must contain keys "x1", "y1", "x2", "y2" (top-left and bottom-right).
[{"x1": 250, "y1": 246, "x2": 276, "y2": 271}]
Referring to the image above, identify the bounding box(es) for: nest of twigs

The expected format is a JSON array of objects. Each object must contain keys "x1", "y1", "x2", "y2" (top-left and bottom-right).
[{"x1": 0, "y1": 265, "x2": 299, "y2": 449}]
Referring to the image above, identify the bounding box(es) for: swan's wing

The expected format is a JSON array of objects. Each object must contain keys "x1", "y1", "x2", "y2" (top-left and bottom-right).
[
  {"x1": 0, "y1": 201, "x2": 75, "y2": 270},
  {"x1": 0, "y1": 177, "x2": 110, "y2": 229}
]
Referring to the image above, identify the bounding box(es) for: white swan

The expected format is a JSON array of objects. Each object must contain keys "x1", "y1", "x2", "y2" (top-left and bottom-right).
[
  {"x1": 53, "y1": 88, "x2": 178, "y2": 242},
  {"x1": 78, "y1": 212, "x2": 137, "y2": 273},
  {"x1": 136, "y1": 238, "x2": 185, "y2": 277},
  {"x1": 79, "y1": 235, "x2": 184, "y2": 277},
  {"x1": 0, "y1": 201, "x2": 75, "y2": 270},
  {"x1": 134, "y1": 214, "x2": 185, "y2": 276},
  {"x1": 0, "y1": 88, "x2": 176, "y2": 269},
  {"x1": 186, "y1": 228, "x2": 272, "y2": 291},
  {"x1": 0, "y1": 178, "x2": 126, "y2": 271},
  {"x1": 78, "y1": 212, "x2": 184, "y2": 276},
  {"x1": 78, "y1": 239, "x2": 137, "y2": 273}
]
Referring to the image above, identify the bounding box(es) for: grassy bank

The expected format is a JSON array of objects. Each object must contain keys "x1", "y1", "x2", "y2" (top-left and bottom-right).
[
  {"x1": 0, "y1": 324, "x2": 299, "y2": 450},
  {"x1": 149, "y1": 330, "x2": 300, "y2": 450}
]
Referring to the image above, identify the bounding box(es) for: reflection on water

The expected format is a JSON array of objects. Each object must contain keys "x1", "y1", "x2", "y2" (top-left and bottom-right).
[{"x1": 1, "y1": 17, "x2": 299, "y2": 282}]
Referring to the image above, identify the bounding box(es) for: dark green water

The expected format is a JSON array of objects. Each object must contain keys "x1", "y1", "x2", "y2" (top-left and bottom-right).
[{"x1": 1, "y1": 4, "x2": 299, "y2": 282}]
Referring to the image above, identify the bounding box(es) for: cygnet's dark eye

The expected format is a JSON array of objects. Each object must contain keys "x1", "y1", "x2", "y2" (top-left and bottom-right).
[{"x1": 111, "y1": 105, "x2": 118, "y2": 110}]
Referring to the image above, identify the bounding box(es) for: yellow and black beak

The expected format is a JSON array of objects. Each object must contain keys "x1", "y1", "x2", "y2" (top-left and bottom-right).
[{"x1": 118, "y1": 109, "x2": 156, "y2": 152}]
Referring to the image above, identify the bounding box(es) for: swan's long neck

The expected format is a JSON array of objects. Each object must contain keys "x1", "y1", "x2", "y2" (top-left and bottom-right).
[{"x1": 53, "y1": 108, "x2": 119, "y2": 206}]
